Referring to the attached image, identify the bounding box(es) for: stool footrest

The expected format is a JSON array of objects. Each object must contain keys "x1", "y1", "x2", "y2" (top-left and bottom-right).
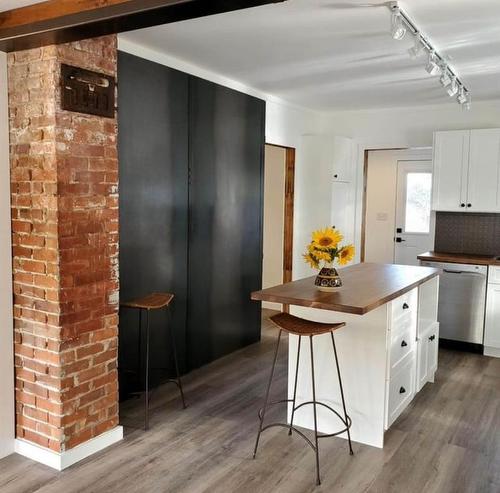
[{"x1": 257, "y1": 398, "x2": 352, "y2": 439}]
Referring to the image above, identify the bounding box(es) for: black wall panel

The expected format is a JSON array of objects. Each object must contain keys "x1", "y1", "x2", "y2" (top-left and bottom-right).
[
  {"x1": 118, "y1": 52, "x2": 189, "y2": 395},
  {"x1": 118, "y1": 53, "x2": 265, "y2": 390},
  {"x1": 187, "y1": 77, "x2": 265, "y2": 369}
]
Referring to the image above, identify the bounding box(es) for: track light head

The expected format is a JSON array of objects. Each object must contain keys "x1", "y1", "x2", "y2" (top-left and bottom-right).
[
  {"x1": 408, "y1": 34, "x2": 424, "y2": 59},
  {"x1": 391, "y1": 8, "x2": 407, "y2": 40},
  {"x1": 439, "y1": 69, "x2": 452, "y2": 87},
  {"x1": 462, "y1": 94, "x2": 471, "y2": 110},
  {"x1": 457, "y1": 86, "x2": 468, "y2": 104},
  {"x1": 447, "y1": 77, "x2": 458, "y2": 97},
  {"x1": 425, "y1": 52, "x2": 440, "y2": 76}
]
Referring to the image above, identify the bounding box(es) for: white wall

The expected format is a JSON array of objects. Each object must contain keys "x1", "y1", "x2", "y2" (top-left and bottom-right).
[
  {"x1": 321, "y1": 101, "x2": 500, "y2": 261},
  {"x1": 118, "y1": 37, "x2": 327, "y2": 282},
  {"x1": 0, "y1": 51, "x2": 14, "y2": 459}
]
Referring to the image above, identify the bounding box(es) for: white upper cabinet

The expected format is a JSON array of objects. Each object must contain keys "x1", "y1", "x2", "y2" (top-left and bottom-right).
[
  {"x1": 432, "y1": 128, "x2": 500, "y2": 213},
  {"x1": 432, "y1": 130, "x2": 469, "y2": 212},
  {"x1": 467, "y1": 129, "x2": 500, "y2": 212}
]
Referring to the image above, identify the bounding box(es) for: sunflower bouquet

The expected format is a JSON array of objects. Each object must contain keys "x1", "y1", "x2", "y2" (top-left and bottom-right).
[{"x1": 303, "y1": 227, "x2": 355, "y2": 270}]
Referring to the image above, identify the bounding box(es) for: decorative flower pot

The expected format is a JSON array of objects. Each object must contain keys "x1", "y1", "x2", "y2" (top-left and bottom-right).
[{"x1": 315, "y1": 267, "x2": 342, "y2": 292}]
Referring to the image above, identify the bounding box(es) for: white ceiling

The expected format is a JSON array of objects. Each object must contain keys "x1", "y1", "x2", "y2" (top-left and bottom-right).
[
  {"x1": 120, "y1": 0, "x2": 500, "y2": 111},
  {"x1": 0, "y1": 0, "x2": 46, "y2": 12}
]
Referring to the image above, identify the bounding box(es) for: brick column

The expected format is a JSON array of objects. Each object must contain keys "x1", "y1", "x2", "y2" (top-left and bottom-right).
[{"x1": 9, "y1": 36, "x2": 120, "y2": 457}]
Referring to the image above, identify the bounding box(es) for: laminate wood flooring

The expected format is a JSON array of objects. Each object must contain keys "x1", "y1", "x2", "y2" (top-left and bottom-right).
[{"x1": 1, "y1": 309, "x2": 499, "y2": 493}]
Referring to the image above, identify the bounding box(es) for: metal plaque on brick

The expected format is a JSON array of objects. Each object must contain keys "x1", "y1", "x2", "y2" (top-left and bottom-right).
[{"x1": 61, "y1": 64, "x2": 115, "y2": 118}]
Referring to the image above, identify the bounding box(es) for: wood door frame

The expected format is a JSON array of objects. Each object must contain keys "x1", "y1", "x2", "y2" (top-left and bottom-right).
[{"x1": 264, "y1": 143, "x2": 295, "y2": 286}]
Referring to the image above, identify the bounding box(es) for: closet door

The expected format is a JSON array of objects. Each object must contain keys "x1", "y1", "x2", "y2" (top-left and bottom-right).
[
  {"x1": 188, "y1": 77, "x2": 265, "y2": 369},
  {"x1": 118, "y1": 52, "x2": 189, "y2": 393}
]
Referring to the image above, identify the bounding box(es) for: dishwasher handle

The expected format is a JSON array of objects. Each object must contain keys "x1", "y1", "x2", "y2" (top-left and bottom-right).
[{"x1": 443, "y1": 269, "x2": 485, "y2": 277}]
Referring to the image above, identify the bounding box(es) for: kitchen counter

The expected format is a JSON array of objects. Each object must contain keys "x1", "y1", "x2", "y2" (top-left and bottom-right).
[
  {"x1": 418, "y1": 251, "x2": 500, "y2": 266},
  {"x1": 252, "y1": 262, "x2": 440, "y2": 449},
  {"x1": 252, "y1": 262, "x2": 439, "y2": 315}
]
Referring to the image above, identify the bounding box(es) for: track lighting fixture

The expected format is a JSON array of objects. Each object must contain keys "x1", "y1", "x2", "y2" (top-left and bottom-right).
[
  {"x1": 447, "y1": 77, "x2": 458, "y2": 97},
  {"x1": 457, "y1": 86, "x2": 467, "y2": 104},
  {"x1": 439, "y1": 69, "x2": 452, "y2": 88},
  {"x1": 425, "y1": 52, "x2": 440, "y2": 76},
  {"x1": 391, "y1": 7, "x2": 407, "y2": 40},
  {"x1": 387, "y1": 1, "x2": 471, "y2": 108},
  {"x1": 408, "y1": 34, "x2": 424, "y2": 59}
]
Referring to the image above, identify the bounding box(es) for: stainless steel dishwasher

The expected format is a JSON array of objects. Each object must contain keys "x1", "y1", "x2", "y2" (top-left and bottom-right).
[{"x1": 419, "y1": 261, "x2": 487, "y2": 348}]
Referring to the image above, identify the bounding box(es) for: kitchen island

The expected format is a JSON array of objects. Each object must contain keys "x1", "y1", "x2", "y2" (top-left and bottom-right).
[{"x1": 252, "y1": 263, "x2": 440, "y2": 448}]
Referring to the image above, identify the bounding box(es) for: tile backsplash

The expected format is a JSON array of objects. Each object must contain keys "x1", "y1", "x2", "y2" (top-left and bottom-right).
[{"x1": 434, "y1": 212, "x2": 500, "y2": 255}]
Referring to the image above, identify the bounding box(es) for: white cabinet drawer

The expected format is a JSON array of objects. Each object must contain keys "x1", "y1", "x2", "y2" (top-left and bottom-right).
[
  {"x1": 386, "y1": 353, "x2": 416, "y2": 428},
  {"x1": 488, "y1": 266, "x2": 500, "y2": 285},
  {"x1": 391, "y1": 289, "x2": 417, "y2": 323},
  {"x1": 390, "y1": 325, "x2": 414, "y2": 370}
]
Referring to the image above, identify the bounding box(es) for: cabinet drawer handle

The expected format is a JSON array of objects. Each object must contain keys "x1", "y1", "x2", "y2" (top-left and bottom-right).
[
  {"x1": 467, "y1": 203, "x2": 472, "y2": 208},
  {"x1": 399, "y1": 386, "x2": 406, "y2": 394},
  {"x1": 429, "y1": 335, "x2": 436, "y2": 341},
  {"x1": 402, "y1": 303, "x2": 409, "y2": 310},
  {"x1": 460, "y1": 203, "x2": 465, "y2": 208},
  {"x1": 334, "y1": 174, "x2": 338, "y2": 178},
  {"x1": 401, "y1": 340, "x2": 408, "y2": 347}
]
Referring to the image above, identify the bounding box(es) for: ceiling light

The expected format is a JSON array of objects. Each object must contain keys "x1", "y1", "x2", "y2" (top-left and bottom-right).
[
  {"x1": 462, "y1": 93, "x2": 471, "y2": 111},
  {"x1": 425, "y1": 52, "x2": 440, "y2": 76},
  {"x1": 387, "y1": 2, "x2": 471, "y2": 108},
  {"x1": 439, "y1": 69, "x2": 452, "y2": 87},
  {"x1": 447, "y1": 77, "x2": 458, "y2": 97},
  {"x1": 457, "y1": 86, "x2": 467, "y2": 104},
  {"x1": 391, "y1": 8, "x2": 407, "y2": 40},
  {"x1": 408, "y1": 34, "x2": 424, "y2": 58}
]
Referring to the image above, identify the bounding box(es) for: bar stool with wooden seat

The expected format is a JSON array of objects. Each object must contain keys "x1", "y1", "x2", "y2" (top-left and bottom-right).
[
  {"x1": 253, "y1": 312, "x2": 353, "y2": 486},
  {"x1": 121, "y1": 292, "x2": 186, "y2": 430}
]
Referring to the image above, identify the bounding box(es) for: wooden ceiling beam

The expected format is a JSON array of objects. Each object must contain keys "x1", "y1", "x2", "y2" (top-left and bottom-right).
[{"x1": 0, "y1": 0, "x2": 286, "y2": 52}]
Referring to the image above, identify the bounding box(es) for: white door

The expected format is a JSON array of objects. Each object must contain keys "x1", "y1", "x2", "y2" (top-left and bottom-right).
[{"x1": 394, "y1": 161, "x2": 434, "y2": 265}]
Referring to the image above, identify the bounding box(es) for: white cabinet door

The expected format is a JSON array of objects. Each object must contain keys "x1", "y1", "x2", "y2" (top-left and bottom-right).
[
  {"x1": 467, "y1": 129, "x2": 500, "y2": 212},
  {"x1": 331, "y1": 136, "x2": 354, "y2": 183},
  {"x1": 331, "y1": 182, "x2": 355, "y2": 245},
  {"x1": 432, "y1": 130, "x2": 469, "y2": 211},
  {"x1": 485, "y1": 284, "x2": 500, "y2": 349},
  {"x1": 416, "y1": 323, "x2": 439, "y2": 391}
]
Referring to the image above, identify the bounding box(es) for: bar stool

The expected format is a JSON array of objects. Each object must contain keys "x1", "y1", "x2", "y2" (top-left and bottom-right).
[
  {"x1": 253, "y1": 312, "x2": 353, "y2": 486},
  {"x1": 121, "y1": 292, "x2": 186, "y2": 430}
]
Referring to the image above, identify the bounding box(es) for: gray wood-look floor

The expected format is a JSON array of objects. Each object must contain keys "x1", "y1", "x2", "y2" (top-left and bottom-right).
[{"x1": 1, "y1": 309, "x2": 499, "y2": 493}]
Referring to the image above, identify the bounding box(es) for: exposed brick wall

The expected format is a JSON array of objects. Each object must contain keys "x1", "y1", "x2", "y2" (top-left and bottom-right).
[{"x1": 9, "y1": 36, "x2": 119, "y2": 453}]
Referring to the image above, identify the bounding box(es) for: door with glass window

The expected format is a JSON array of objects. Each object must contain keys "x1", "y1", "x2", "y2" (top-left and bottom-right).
[{"x1": 394, "y1": 161, "x2": 434, "y2": 265}]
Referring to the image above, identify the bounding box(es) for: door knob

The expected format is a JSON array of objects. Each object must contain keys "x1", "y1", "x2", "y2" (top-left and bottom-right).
[
  {"x1": 460, "y1": 203, "x2": 465, "y2": 208},
  {"x1": 467, "y1": 203, "x2": 472, "y2": 208},
  {"x1": 402, "y1": 303, "x2": 409, "y2": 310},
  {"x1": 399, "y1": 386, "x2": 406, "y2": 394},
  {"x1": 401, "y1": 340, "x2": 408, "y2": 347},
  {"x1": 429, "y1": 335, "x2": 436, "y2": 341}
]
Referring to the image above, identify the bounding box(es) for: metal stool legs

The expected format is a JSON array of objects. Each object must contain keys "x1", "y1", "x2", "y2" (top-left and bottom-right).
[
  {"x1": 137, "y1": 305, "x2": 186, "y2": 431},
  {"x1": 167, "y1": 306, "x2": 186, "y2": 409},
  {"x1": 331, "y1": 332, "x2": 354, "y2": 456},
  {"x1": 309, "y1": 335, "x2": 321, "y2": 486},
  {"x1": 253, "y1": 329, "x2": 282, "y2": 458},
  {"x1": 253, "y1": 329, "x2": 353, "y2": 486},
  {"x1": 288, "y1": 335, "x2": 302, "y2": 436}
]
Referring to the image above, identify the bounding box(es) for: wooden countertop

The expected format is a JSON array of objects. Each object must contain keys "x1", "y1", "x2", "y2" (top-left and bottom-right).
[
  {"x1": 252, "y1": 262, "x2": 439, "y2": 315},
  {"x1": 418, "y1": 251, "x2": 500, "y2": 266}
]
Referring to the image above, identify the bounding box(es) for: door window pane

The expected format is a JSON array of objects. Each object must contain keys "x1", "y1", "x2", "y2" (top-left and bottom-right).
[{"x1": 405, "y1": 173, "x2": 432, "y2": 233}]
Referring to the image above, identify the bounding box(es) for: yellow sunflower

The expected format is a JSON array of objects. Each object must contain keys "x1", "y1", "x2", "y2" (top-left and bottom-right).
[
  {"x1": 312, "y1": 227, "x2": 343, "y2": 250},
  {"x1": 338, "y1": 244, "x2": 355, "y2": 266},
  {"x1": 313, "y1": 249, "x2": 333, "y2": 263},
  {"x1": 303, "y1": 252, "x2": 319, "y2": 269}
]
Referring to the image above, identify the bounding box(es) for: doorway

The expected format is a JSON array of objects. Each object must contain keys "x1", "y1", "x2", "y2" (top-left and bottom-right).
[
  {"x1": 362, "y1": 148, "x2": 434, "y2": 266},
  {"x1": 261, "y1": 144, "x2": 295, "y2": 312}
]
